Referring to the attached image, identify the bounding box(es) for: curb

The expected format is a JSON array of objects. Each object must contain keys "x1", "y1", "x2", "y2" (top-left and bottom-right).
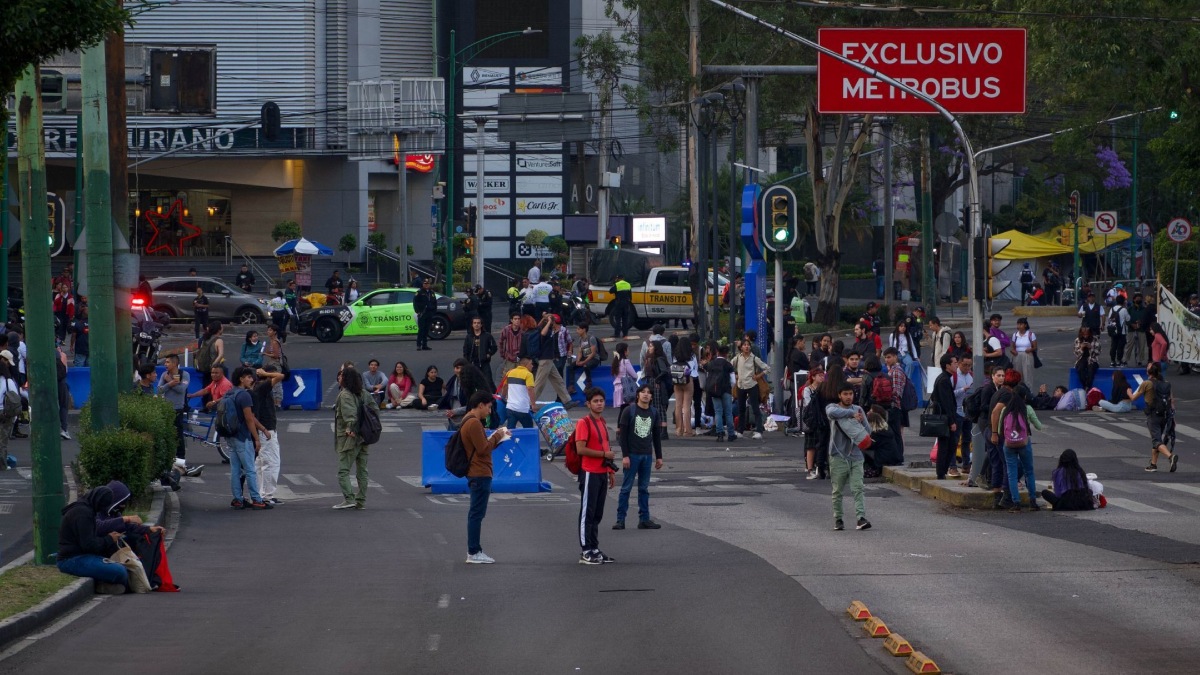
[
  {"x1": 884, "y1": 466, "x2": 1030, "y2": 509},
  {"x1": 0, "y1": 484, "x2": 176, "y2": 654}
]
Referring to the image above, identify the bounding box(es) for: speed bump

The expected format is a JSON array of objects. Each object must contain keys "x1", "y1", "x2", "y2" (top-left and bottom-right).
[
  {"x1": 905, "y1": 651, "x2": 941, "y2": 674},
  {"x1": 883, "y1": 633, "x2": 914, "y2": 657},
  {"x1": 846, "y1": 600, "x2": 872, "y2": 621},
  {"x1": 863, "y1": 616, "x2": 890, "y2": 638}
]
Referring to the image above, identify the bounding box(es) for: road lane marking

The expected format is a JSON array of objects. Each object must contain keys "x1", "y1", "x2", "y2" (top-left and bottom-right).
[
  {"x1": 0, "y1": 503, "x2": 12, "y2": 515},
  {"x1": 397, "y1": 475, "x2": 424, "y2": 488},
  {"x1": 15, "y1": 468, "x2": 30, "y2": 479},
  {"x1": 427, "y1": 634, "x2": 440, "y2": 651},
  {"x1": 1104, "y1": 497, "x2": 1168, "y2": 513},
  {"x1": 1151, "y1": 483, "x2": 1200, "y2": 497},
  {"x1": 433, "y1": 533, "x2": 447, "y2": 545},
  {"x1": 286, "y1": 422, "x2": 313, "y2": 434},
  {"x1": 1056, "y1": 420, "x2": 1129, "y2": 440},
  {"x1": 406, "y1": 507, "x2": 423, "y2": 519},
  {"x1": 437, "y1": 594, "x2": 450, "y2": 608},
  {"x1": 1173, "y1": 424, "x2": 1200, "y2": 440},
  {"x1": 1112, "y1": 423, "x2": 1152, "y2": 437},
  {"x1": 283, "y1": 474, "x2": 324, "y2": 486}
]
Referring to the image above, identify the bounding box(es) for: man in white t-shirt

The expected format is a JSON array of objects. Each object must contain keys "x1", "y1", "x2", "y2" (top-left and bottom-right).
[
  {"x1": 533, "y1": 279, "x2": 553, "y2": 320},
  {"x1": 528, "y1": 261, "x2": 541, "y2": 284}
]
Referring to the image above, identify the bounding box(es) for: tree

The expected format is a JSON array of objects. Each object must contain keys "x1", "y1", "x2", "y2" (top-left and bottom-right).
[
  {"x1": 271, "y1": 220, "x2": 302, "y2": 243},
  {"x1": 338, "y1": 233, "x2": 357, "y2": 263}
]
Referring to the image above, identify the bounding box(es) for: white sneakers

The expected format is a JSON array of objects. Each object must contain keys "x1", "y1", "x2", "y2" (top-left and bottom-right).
[
  {"x1": 751, "y1": 432, "x2": 763, "y2": 440},
  {"x1": 465, "y1": 551, "x2": 495, "y2": 564},
  {"x1": 332, "y1": 500, "x2": 357, "y2": 509},
  {"x1": 806, "y1": 469, "x2": 818, "y2": 480}
]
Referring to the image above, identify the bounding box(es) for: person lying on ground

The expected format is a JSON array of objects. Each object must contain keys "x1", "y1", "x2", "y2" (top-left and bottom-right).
[{"x1": 1031, "y1": 384, "x2": 1066, "y2": 411}]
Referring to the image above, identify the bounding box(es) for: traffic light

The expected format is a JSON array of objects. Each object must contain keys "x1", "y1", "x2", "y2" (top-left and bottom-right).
[
  {"x1": 1058, "y1": 227, "x2": 1072, "y2": 246},
  {"x1": 1067, "y1": 190, "x2": 1080, "y2": 224},
  {"x1": 759, "y1": 185, "x2": 798, "y2": 252},
  {"x1": 465, "y1": 237, "x2": 475, "y2": 255},
  {"x1": 1170, "y1": 109, "x2": 1181, "y2": 121},
  {"x1": 260, "y1": 102, "x2": 281, "y2": 142},
  {"x1": 609, "y1": 236, "x2": 622, "y2": 249},
  {"x1": 466, "y1": 205, "x2": 478, "y2": 234}
]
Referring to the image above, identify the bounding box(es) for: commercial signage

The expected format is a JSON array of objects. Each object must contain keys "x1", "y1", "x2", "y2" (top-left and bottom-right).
[
  {"x1": 817, "y1": 28, "x2": 1027, "y2": 114},
  {"x1": 516, "y1": 175, "x2": 562, "y2": 194},
  {"x1": 515, "y1": 197, "x2": 562, "y2": 216},
  {"x1": 631, "y1": 216, "x2": 667, "y2": 243},
  {"x1": 5, "y1": 124, "x2": 312, "y2": 157},
  {"x1": 465, "y1": 177, "x2": 511, "y2": 194},
  {"x1": 405, "y1": 154, "x2": 435, "y2": 173},
  {"x1": 466, "y1": 197, "x2": 511, "y2": 216},
  {"x1": 515, "y1": 154, "x2": 563, "y2": 172},
  {"x1": 465, "y1": 66, "x2": 508, "y2": 86}
]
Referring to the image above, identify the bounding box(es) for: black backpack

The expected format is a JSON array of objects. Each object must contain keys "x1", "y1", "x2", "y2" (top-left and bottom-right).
[
  {"x1": 963, "y1": 386, "x2": 988, "y2": 423},
  {"x1": 444, "y1": 429, "x2": 469, "y2": 477},
  {"x1": 1148, "y1": 380, "x2": 1172, "y2": 417},
  {"x1": 356, "y1": 396, "x2": 382, "y2": 445}
]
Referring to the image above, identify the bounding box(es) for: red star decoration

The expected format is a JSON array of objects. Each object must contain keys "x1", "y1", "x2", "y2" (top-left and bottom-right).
[{"x1": 143, "y1": 199, "x2": 201, "y2": 257}]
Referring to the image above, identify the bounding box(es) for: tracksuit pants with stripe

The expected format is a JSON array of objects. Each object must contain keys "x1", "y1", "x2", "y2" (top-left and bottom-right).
[{"x1": 578, "y1": 471, "x2": 608, "y2": 551}]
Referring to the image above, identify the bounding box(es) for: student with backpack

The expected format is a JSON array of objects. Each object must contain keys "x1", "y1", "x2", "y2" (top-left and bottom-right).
[
  {"x1": 610, "y1": 342, "x2": 639, "y2": 411},
  {"x1": 989, "y1": 370, "x2": 1042, "y2": 511},
  {"x1": 825, "y1": 383, "x2": 873, "y2": 531},
  {"x1": 800, "y1": 366, "x2": 827, "y2": 479},
  {"x1": 704, "y1": 344, "x2": 737, "y2": 442},
  {"x1": 671, "y1": 340, "x2": 697, "y2": 437},
  {"x1": 574, "y1": 387, "x2": 617, "y2": 564},
  {"x1": 332, "y1": 366, "x2": 380, "y2": 510},
  {"x1": 459, "y1": 391, "x2": 512, "y2": 564},
  {"x1": 1129, "y1": 362, "x2": 1180, "y2": 473},
  {"x1": 221, "y1": 367, "x2": 272, "y2": 510},
  {"x1": 880, "y1": 348, "x2": 908, "y2": 462}
]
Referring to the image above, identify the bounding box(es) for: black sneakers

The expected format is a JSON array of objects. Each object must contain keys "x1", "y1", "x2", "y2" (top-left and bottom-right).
[
  {"x1": 834, "y1": 519, "x2": 844, "y2": 531},
  {"x1": 856, "y1": 517, "x2": 872, "y2": 530},
  {"x1": 612, "y1": 521, "x2": 625, "y2": 530},
  {"x1": 637, "y1": 520, "x2": 661, "y2": 529}
]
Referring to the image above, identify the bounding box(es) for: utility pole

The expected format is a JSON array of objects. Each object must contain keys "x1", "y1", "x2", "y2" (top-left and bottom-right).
[
  {"x1": 396, "y1": 132, "x2": 409, "y2": 283},
  {"x1": 695, "y1": 111, "x2": 709, "y2": 341},
  {"x1": 736, "y1": 77, "x2": 759, "y2": 345},
  {"x1": 881, "y1": 118, "x2": 894, "y2": 305},
  {"x1": 107, "y1": 8, "x2": 133, "y2": 389},
  {"x1": 1, "y1": 141, "x2": 8, "y2": 323},
  {"x1": 444, "y1": 29, "x2": 459, "y2": 296},
  {"x1": 473, "y1": 118, "x2": 487, "y2": 287},
  {"x1": 82, "y1": 41, "x2": 120, "y2": 429},
  {"x1": 595, "y1": 81, "x2": 611, "y2": 252},
  {"x1": 16, "y1": 67, "x2": 65, "y2": 565},
  {"x1": 687, "y1": 0, "x2": 702, "y2": 330},
  {"x1": 920, "y1": 126, "x2": 936, "y2": 313}
]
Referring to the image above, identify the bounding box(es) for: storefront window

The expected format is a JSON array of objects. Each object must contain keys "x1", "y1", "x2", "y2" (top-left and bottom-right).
[{"x1": 129, "y1": 189, "x2": 231, "y2": 256}]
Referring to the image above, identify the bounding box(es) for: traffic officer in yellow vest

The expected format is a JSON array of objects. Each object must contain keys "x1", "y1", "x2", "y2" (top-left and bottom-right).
[
  {"x1": 610, "y1": 275, "x2": 634, "y2": 339},
  {"x1": 506, "y1": 278, "x2": 522, "y2": 317}
]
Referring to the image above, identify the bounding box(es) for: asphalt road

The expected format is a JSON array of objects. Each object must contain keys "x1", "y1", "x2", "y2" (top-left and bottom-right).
[{"x1": 3, "y1": 306, "x2": 1200, "y2": 674}]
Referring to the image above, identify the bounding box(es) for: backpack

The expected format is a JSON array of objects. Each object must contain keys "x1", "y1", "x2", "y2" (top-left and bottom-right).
[
  {"x1": 871, "y1": 373, "x2": 894, "y2": 407},
  {"x1": 1, "y1": 379, "x2": 20, "y2": 419},
  {"x1": 214, "y1": 389, "x2": 241, "y2": 438},
  {"x1": 195, "y1": 337, "x2": 215, "y2": 373},
  {"x1": 593, "y1": 338, "x2": 608, "y2": 362},
  {"x1": 356, "y1": 396, "x2": 382, "y2": 445},
  {"x1": 900, "y1": 377, "x2": 918, "y2": 412},
  {"x1": 963, "y1": 387, "x2": 987, "y2": 423},
  {"x1": 669, "y1": 362, "x2": 691, "y2": 385},
  {"x1": 1148, "y1": 380, "x2": 1172, "y2": 417},
  {"x1": 563, "y1": 416, "x2": 601, "y2": 475},
  {"x1": 620, "y1": 374, "x2": 638, "y2": 405},
  {"x1": 1106, "y1": 310, "x2": 1120, "y2": 338},
  {"x1": 444, "y1": 429, "x2": 470, "y2": 477},
  {"x1": 1001, "y1": 408, "x2": 1029, "y2": 448}
]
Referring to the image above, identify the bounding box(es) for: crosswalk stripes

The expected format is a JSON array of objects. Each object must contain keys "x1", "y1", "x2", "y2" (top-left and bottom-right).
[
  {"x1": 1102, "y1": 497, "x2": 1169, "y2": 513},
  {"x1": 1043, "y1": 415, "x2": 1200, "y2": 443},
  {"x1": 1055, "y1": 420, "x2": 1128, "y2": 440},
  {"x1": 283, "y1": 474, "x2": 324, "y2": 486},
  {"x1": 281, "y1": 421, "x2": 405, "y2": 434}
]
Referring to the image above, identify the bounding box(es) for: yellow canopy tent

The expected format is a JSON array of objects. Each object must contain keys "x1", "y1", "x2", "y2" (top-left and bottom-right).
[{"x1": 992, "y1": 215, "x2": 1132, "y2": 259}]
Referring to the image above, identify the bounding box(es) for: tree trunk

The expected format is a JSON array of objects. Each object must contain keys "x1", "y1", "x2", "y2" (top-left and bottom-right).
[{"x1": 816, "y1": 254, "x2": 841, "y2": 326}]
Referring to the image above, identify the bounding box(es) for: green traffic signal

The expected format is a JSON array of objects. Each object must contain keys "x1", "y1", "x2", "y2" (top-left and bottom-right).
[{"x1": 1170, "y1": 110, "x2": 1180, "y2": 121}]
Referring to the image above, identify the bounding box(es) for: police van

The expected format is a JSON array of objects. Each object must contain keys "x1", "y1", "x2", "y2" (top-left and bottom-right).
[{"x1": 588, "y1": 250, "x2": 726, "y2": 329}]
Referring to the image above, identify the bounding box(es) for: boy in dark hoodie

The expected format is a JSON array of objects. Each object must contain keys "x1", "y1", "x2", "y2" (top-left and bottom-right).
[
  {"x1": 57, "y1": 485, "x2": 128, "y2": 594},
  {"x1": 95, "y1": 481, "x2": 165, "y2": 538}
]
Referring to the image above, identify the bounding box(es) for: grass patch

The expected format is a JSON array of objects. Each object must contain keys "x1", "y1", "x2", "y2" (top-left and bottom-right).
[{"x1": 0, "y1": 565, "x2": 77, "y2": 621}]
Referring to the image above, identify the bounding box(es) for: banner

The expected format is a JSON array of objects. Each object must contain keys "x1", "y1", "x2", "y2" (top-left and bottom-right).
[
  {"x1": 1158, "y1": 286, "x2": 1200, "y2": 365},
  {"x1": 277, "y1": 255, "x2": 297, "y2": 274}
]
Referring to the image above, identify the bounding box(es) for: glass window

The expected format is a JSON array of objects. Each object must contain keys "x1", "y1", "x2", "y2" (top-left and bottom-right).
[
  {"x1": 364, "y1": 291, "x2": 397, "y2": 307},
  {"x1": 394, "y1": 291, "x2": 415, "y2": 304},
  {"x1": 655, "y1": 270, "x2": 685, "y2": 287}
]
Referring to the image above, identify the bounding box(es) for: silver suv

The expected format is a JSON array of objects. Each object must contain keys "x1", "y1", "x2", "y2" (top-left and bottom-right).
[{"x1": 148, "y1": 276, "x2": 267, "y2": 324}]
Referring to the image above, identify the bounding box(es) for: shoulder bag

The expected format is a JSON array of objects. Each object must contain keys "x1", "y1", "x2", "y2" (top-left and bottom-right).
[{"x1": 918, "y1": 401, "x2": 950, "y2": 438}]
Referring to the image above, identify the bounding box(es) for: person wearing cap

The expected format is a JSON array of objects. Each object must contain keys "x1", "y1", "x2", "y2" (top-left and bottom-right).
[
  {"x1": 1077, "y1": 291, "x2": 1105, "y2": 335},
  {"x1": 860, "y1": 302, "x2": 881, "y2": 335},
  {"x1": 905, "y1": 306, "x2": 925, "y2": 359}
]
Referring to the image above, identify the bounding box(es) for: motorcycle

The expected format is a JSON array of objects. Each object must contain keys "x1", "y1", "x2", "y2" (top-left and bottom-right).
[
  {"x1": 132, "y1": 304, "x2": 168, "y2": 367},
  {"x1": 561, "y1": 294, "x2": 592, "y2": 326}
]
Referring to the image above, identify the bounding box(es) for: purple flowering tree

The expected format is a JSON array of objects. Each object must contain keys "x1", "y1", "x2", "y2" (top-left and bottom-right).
[{"x1": 1095, "y1": 146, "x2": 1132, "y2": 190}]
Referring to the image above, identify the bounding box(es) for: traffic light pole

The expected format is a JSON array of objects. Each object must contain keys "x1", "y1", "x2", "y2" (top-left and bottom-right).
[
  {"x1": 472, "y1": 117, "x2": 486, "y2": 288},
  {"x1": 708, "y1": 0, "x2": 985, "y2": 379}
]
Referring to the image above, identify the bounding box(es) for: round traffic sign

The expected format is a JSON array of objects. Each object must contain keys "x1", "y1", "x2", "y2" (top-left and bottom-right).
[
  {"x1": 1167, "y1": 217, "x2": 1192, "y2": 243},
  {"x1": 1136, "y1": 222, "x2": 1151, "y2": 239},
  {"x1": 1094, "y1": 211, "x2": 1118, "y2": 235}
]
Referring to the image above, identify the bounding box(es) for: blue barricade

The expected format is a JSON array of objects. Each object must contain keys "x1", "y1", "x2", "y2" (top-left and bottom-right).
[
  {"x1": 68, "y1": 366, "x2": 206, "y2": 410},
  {"x1": 421, "y1": 428, "x2": 550, "y2": 494},
  {"x1": 281, "y1": 368, "x2": 322, "y2": 410},
  {"x1": 1068, "y1": 367, "x2": 1146, "y2": 410}
]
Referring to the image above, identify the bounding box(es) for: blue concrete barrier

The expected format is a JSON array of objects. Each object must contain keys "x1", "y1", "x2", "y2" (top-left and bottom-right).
[
  {"x1": 68, "y1": 366, "x2": 206, "y2": 410},
  {"x1": 1068, "y1": 367, "x2": 1147, "y2": 410},
  {"x1": 281, "y1": 368, "x2": 322, "y2": 411},
  {"x1": 421, "y1": 428, "x2": 550, "y2": 494}
]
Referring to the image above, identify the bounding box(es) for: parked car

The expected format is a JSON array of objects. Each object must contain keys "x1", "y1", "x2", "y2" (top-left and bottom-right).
[
  {"x1": 295, "y1": 287, "x2": 467, "y2": 343},
  {"x1": 148, "y1": 276, "x2": 268, "y2": 324}
]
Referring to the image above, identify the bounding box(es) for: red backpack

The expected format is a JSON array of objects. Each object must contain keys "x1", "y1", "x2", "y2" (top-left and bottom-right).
[
  {"x1": 563, "y1": 416, "x2": 602, "y2": 475},
  {"x1": 871, "y1": 373, "x2": 894, "y2": 407}
]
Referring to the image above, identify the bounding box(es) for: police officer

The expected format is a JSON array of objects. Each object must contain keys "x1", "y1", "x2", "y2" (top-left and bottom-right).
[
  {"x1": 506, "y1": 278, "x2": 522, "y2": 317},
  {"x1": 476, "y1": 284, "x2": 494, "y2": 331},
  {"x1": 610, "y1": 274, "x2": 633, "y2": 338},
  {"x1": 413, "y1": 278, "x2": 438, "y2": 351},
  {"x1": 548, "y1": 280, "x2": 566, "y2": 324}
]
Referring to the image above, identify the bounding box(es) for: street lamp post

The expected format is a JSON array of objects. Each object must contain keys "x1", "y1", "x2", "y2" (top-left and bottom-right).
[{"x1": 444, "y1": 27, "x2": 541, "y2": 296}]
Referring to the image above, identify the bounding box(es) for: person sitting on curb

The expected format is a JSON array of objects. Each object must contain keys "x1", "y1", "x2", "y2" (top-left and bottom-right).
[
  {"x1": 94, "y1": 481, "x2": 166, "y2": 539},
  {"x1": 1040, "y1": 449, "x2": 1095, "y2": 511},
  {"x1": 57, "y1": 485, "x2": 128, "y2": 594}
]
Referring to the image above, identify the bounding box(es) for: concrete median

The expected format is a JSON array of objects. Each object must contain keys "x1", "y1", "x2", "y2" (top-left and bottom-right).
[{"x1": 883, "y1": 465, "x2": 1030, "y2": 509}]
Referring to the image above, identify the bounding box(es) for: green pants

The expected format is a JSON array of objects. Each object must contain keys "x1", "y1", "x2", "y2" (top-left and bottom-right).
[
  {"x1": 830, "y1": 455, "x2": 865, "y2": 521},
  {"x1": 337, "y1": 444, "x2": 370, "y2": 505}
]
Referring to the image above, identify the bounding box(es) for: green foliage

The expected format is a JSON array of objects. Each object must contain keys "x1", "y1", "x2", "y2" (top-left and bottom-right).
[
  {"x1": 367, "y1": 231, "x2": 387, "y2": 252},
  {"x1": 0, "y1": 0, "x2": 132, "y2": 98},
  {"x1": 78, "y1": 429, "x2": 155, "y2": 493},
  {"x1": 1153, "y1": 230, "x2": 1198, "y2": 295},
  {"x1": 270, "y1": 220, "x2": 302, "y2": 243},
  {"x1": 338, "y1": 234, "x2": 357, "y2": 253},
  {"x1": 453, "y1": 256, "x2": 473, "y2": 276},
  {"x1": 545, "y1": 236, "x2": 569, "y2": 254},
  {"x1": 524, "y1": 229, "x2": 548, "y2": 248},
  {"x1": 79, "y1": 393, "x2": 178, "y2": 488}
]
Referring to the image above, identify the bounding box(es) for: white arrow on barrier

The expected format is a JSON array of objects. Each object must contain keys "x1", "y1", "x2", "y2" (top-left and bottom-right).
[{"x1": 292, "y1": 375, "x2": 306, "y2": 397}]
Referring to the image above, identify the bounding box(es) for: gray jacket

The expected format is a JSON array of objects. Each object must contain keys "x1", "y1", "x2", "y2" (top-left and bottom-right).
[
  {"x1": 157, "y1": 369, "x2": 190, "y2": 410},
  {"x1": 826, "y1": 403, "x2": 867, "y2": 461}
]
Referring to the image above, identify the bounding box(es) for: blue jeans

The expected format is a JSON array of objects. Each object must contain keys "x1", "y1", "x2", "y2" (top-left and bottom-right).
[
  {"x1": 58, "y1": 554, "x2": 129, "y2": 585},
  {"x1": 1004, "y1": 442, "x2": 1037, "y2": 504},
  {"x1": 616, "y1": 454, "x2": 653, "y2": 523},
  {"x1": 505, "y1": 410, "x2": 534, "y2": 429},
  {"x1": 713, "y1": 392, "x2": 734, "y2": 436},
  {"x1": 876, "y1": 275, "x2": 884, "y2": 299},
  {"x1": 228, "y1": 436, "x2": 261, "y2": 502},
  {"x1": 467, "y1": 476, "x2": 492, "y2": 554},
  {"x1": 73, "y1": 354, "x2": 89, "y2": 367}
]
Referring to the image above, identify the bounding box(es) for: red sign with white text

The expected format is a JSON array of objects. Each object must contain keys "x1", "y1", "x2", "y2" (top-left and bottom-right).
[
  {"x1": 405, "y1": 154, "x2": 435, "y2": 173},
  {"x1": 817, "y1": 28, "x2": 1027, "y2": 115}
]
